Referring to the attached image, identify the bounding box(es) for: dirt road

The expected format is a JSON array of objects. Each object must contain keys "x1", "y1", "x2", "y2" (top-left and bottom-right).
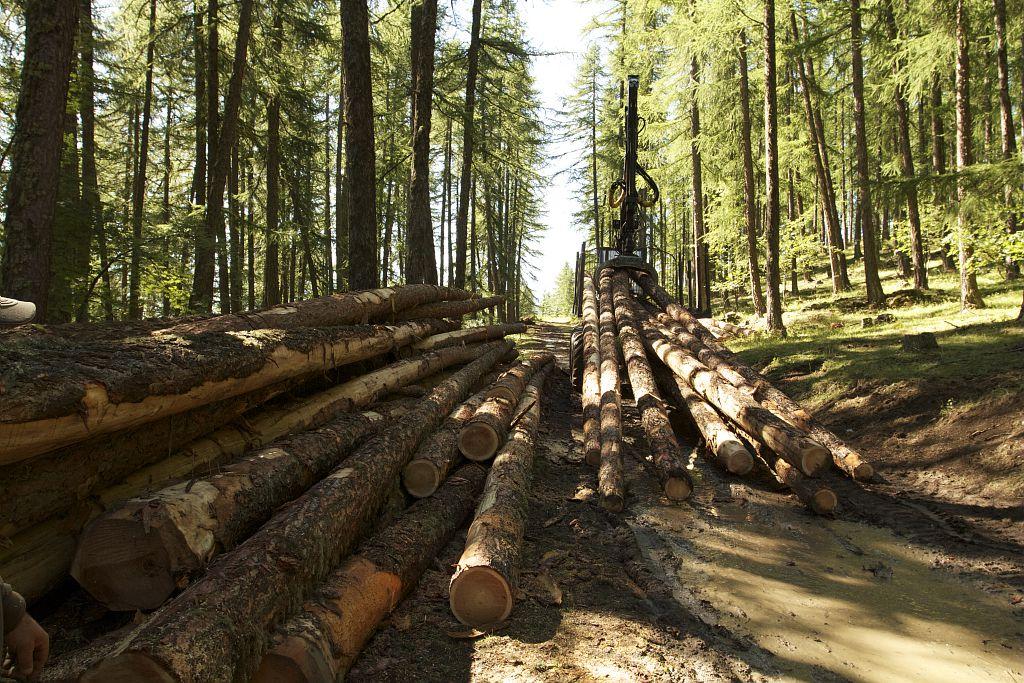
[{"x1": 350, "y1": 322, "x2": 1023, "y2": 682}]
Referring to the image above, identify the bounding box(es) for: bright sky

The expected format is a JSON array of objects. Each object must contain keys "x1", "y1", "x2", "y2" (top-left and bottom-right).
[{"x1": 519, "y1": 0, "x2": 608, "y2": 299}]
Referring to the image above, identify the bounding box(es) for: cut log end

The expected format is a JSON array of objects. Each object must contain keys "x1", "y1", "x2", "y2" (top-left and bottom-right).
[
  {"x1": 458, "y1": 423, "x2": 501, "y2": 462},
  {"x1": 71, "y1": 518, "x2": 175, "y2": 611},
  {"x1": 664, "y1": 477, "x2": 692, "y2": 501},
  {"x1": 449, "y1": 565, "x2": 513, "y2": 627},
  {"x1": 799, "y1": 445, "x2": 831, "y2": 477},
  {"x1": 402, "y1": 460, "x2": 442, "y2": 498},
  {"x1": 810, "y1": 488, "x2": 839, "y2": 515},
  {"x1": 584, "y1": 449, "x2": 601, "y2": 467},
  {"x1": 253, "y1": 648, "x2": 321, "y2": 683},
  {"x1": 852, "y1": 461, "x2": 875, "y2": 481},
  {"x1": 601, "y1": 492, "x2": 624, "y2": 513},
  {"x1": 81, "y1": 652, "x2": 176, "y2": 683},
  {"x1": 720, "y1": 441, "x2": 754, "y2": 475}
]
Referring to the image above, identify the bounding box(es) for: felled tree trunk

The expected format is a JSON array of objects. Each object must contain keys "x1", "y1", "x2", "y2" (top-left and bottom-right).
[
  {"x1": 449, "y1": 369, "x2": 548, "y2": 627},
  {"x1": 611, "y1": 274, "x2": 692, "y2": 500},
  {"x1": 393, "y1": 294, "x2": 503, "y2": 321},
  {"x1": 597, "y1": 268, "x2": 625, "y2": 512},
  {"x1": 403, "y1": 388, "x2": 488, "y2": 498},
  {"x1": 1, "y1": 378, "x2": 297, "y2": 539},
  {"x1": 72, "y1": 401, "x2": 409, "y2": 611},
  {"x1": 411, "y1": 322, "x2": 525, "y2": 351},
  {"x1": 255, "y1": 464, "x2": 486, "y2": 682},
  {"x1": 642, "y1": 320, "x2": 829, "y2": 476},
  {"x1": 458, "y1": 353, "x2": 553, "y2": 461},
  {"x1": 1, "y1": 318, "x2": 452, "y2": 463},
  {"x1": 581, "y1": 274, "x2": 602, "y2": 467},
  {"x1": 82, "y1": 340, "x2": 510, "y2": 682},
  {"x1": 160, "y1": 285, "x2": 472, "y2": 336}
]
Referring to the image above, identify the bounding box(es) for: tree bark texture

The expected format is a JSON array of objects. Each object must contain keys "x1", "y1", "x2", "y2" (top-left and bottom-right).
[
  {"x1": 955, "y1": 0, "x2": 986, "y2": 309},
  {"x1": 581, "y1": 274, "x2": 601, "y2": 467},
  {"x1": 0, "y1": 0, "x2": 80, "y2": 317},
  {"x1": 81, "y1": 340, "x2": 510, "y2": 682},
  {"x1": 406, "y1": 0, "x2": 439, "y2": 285},
  {"x1": 392, "y1": 294, "x2": 504, "y2": 321},
  {"x1": 448, "y1": 372, "x2": 546, "y2": 627},
  {"x1": 763, "y1": 0, "x2": 786, "y2": 332},
  {"x1": 256, "y1": 464, "x2": 486, "y2": 682},
  {"x1": 0, "y1": 319, "x2": 452, "y2": 462},
  {"x1": 411, "y1": 322, "x2": 525, "y2": 351},
  {"x1": 402, "y1": 390, "x2": 488, "y2": 498},
  {"x1": 611, "y1": 273, "x2": 692, "y2": 500},
  {"x1": 738, "y1": 32, "x2": 767, "y2": 316},
  {"x1": 454, "y1": 0, "x2": 483, "y2": 289},
  {"x1": 597, "y1": 268, "x2": 625, "y2": 512}
]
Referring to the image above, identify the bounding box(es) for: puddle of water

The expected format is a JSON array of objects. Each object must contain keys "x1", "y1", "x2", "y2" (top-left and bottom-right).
[{"x1": 639, "y1": 501, "x2": 1024, "y2": 682}]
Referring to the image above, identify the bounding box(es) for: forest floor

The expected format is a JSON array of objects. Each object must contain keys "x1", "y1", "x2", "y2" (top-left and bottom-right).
[{"x1": 349, "y1": 262, "x2": 1024, "y2": 682}]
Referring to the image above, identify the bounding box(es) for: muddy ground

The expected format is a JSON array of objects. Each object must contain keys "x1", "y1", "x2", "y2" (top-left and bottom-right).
[{"x1": 349, "y1": 322, "x2": 1023, "y2": 682}]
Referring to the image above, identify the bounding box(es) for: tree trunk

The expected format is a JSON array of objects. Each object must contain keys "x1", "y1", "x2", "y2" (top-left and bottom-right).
[
  {"x1": 454, "y1": 0, "x2": 483, "y2": 288},
  {"x1": 341, "y1": 0, "x2": 378, "y2": 289},
  {"x1": 763, "y1": 0, "x2": 786, "y2": 333},
  {"x1": 597, "y1": 268, "x2": 625, "y2": 511},
  {"x1": 851, "y1": 0, "x2": 886, "y2": 306},
  {"x1": 612, "y1": 273, "x2": 692, "y2": 500},
  {"x1": 257, "y1": 464, "x2": 486, "y2": 682},
  {"x1": 993, "y1": 0, "x2": 1019, "y2": 280},
  {"x1": 406, "y1": 0, "x2": 439, "y2": 285},
  {"x1": 0, "y1": 319, "x2": 452, "y2": 463},
  {"x1": 0, "y1": 0, "x2": 80, "y2": 317},
  {"x1": 263, "y1": 8, "x2": 283, "y2": 306},
  {"x1": 581, "y1": 274, "x2": 601, "y2": 467},
  {"x1": 73, "y1": 402, "x2": 410, "y2": 610},
  {"x1": 335, "y1": 72, "x2": 347, "y2": 289},
  {"x1": 458, "y1": 354, "x2": 553, "y2": 462},
  {"x1": 955, "y1": 0, "x2": 985, "y2": 309},
  {"x1": 127, "y1": 0, "x2": 157, "y2": 319},
  {"x1": 393, "y1": 294, "x2": 504, "y2": 321},
  {"x1": 738, "y1": 32, "x2": 766, "y2": 316},
  {"x1": 403, "y1": 392, "x2": 488, "y2": 498},
  {"x1": 448, "y1": 371, "x2": 547, "y2": 627},
  {"x1": 80, "y1": 0, "x2": 109, "y2": 321},
  {"x1": 82, "y1": 341, "x2": 510, "y2": 682}
]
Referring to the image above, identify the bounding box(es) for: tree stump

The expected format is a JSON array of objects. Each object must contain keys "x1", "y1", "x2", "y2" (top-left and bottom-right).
[{"x1": 901, "y1": 332, "x2": 938, "y2": 352}]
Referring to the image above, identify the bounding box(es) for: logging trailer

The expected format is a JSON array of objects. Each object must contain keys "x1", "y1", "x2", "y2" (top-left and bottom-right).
[{"x1": 569, "y1": 75, "x2": 709, "y2": 390}]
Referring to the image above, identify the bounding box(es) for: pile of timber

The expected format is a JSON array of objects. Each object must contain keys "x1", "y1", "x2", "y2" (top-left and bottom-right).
[
  {"x1": 579, "y1": 267, "x2": 875, "y2": 515},
  {"x1": 0, "y1": 286, "x2": 519, "y2": 606},
  {"x1": 0, "y1": 284, "x2": 564, "y2": 677}
]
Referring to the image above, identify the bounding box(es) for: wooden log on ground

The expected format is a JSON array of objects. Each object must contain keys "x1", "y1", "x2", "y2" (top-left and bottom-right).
[
  {"x1": 611, "y1": 273, "x2": 692, "y2": 500},
  {"x1": 96, "y1": 341, "x2": 489, "y2": 508},
  {"x1": 402, "y1": 390, "x2": 488, "y2": 497},
  {"x1": 581, "y1": 274, "x2": 602, "y2": 467},
  {"x1": 736, "y1": 427, "x2": 838, "y2": 516},
  {"x1": 255, "y1": 464, "x2": 487, "y2": 682},
  {"x1": 158, "y1": 285, "x2": 474, "y2": 336},
  {"x1": 0, "y1": 378, "x2": 298, "y2": 540},
  {"x1": 0, "y1": 318, "x2": 453, "y2": 464},
  {"x1": 597, "y1": 268, "x2": 625, "y2": 512},
  {"x1": 641, "y1": 319, "x2": 829, "y2": 476},
  {"x1": 392, "y1": 295, "x2": 504, "y2": 321},
  {"x1": 71, "y1": 400, "x2": 411, "y2": 611},
  {"x1": 411, "y1": 322, "x2": 525, "y2": 351},
  {"x1": 650, "y1": 311, "x2": 756, "y2": 393},
  {"x1": 631, "y1": 269, "x2": 873, "y2": 480},
  {"x1": 81, "y1": 340, "x2": 510, "y2": 682},
  {"x1": 0, "y1": 511, "x2": 91, "y2": 603},
  {"x1": 458, "y1": 353, "x2": 554, "y2": 461},
  {"x1": 448, "y1": 369, "x2": 549, "y2": 627}
]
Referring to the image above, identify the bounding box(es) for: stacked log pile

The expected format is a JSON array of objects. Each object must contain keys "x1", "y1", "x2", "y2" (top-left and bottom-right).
[
  {"x1": 0, "y1": 286, "x2": 518, "y2": 606},
  {"x1": 0, "y1": 284, "x2": 567, "y2": 677},
  {"x1": 579, "y1": 266, "x2": 874, "y2": 514}
]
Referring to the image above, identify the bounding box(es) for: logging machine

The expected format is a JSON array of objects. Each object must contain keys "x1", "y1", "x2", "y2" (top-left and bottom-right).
[{"x1": 569, "y1": 75, "x2": 684, "y2": 390}]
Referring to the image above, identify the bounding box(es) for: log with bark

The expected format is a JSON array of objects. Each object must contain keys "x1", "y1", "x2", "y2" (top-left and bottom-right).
[
  {"x1": 0, "y1": 318, "x2": 453, "y2": 463},
  {"x1": 158, "y1": 285, "x2": 474, "y2": 336},
  {"x1": 631, "y1": 269, "x2": 873, "y2": 480},
  {"x1": 81, "y1": 340, "x2": 510, "y2": 682},
  {"x1": 642, "y1": 319, "x2": 830, "y2": 476},
  {"x1": 448, "y1": 368, "x2": 549, "y2": 627},
  {"x1": 737, "y1": 427, "x2": 838, "y2": 516},
  {"x1": 581, "y1": 274, "x2": 602, "y2": 467},
  {"x1": 0, "y1": 378, "x2": 298, "y2": 540},
  {"x1": 597, "y1": 268, "x2": 625, "y2": 512},
  {"x1": 95, "y1": 341, "x2": 489, "y2": 509},
  {"x1": 254, "y1": 464, "x2": 487, "y2": 682},
  {"x1": 71, "y1": 400, "x2": 411, "y2": 611},
  {"x1": 458, "y1": 353, "x2": 553, "y2": 462},
  {"x1": 411, "y1": 322, "x2": 526, "y2": 351},
  {"x1": 611, "y1": 273, "x2": 692, "y2": 500},
  {"x1": 392, "y1": 294, "x2": 504, "y2": 321},
  {"x1": 402, "y1": 390, "x2": 487, "y2": 498}
]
